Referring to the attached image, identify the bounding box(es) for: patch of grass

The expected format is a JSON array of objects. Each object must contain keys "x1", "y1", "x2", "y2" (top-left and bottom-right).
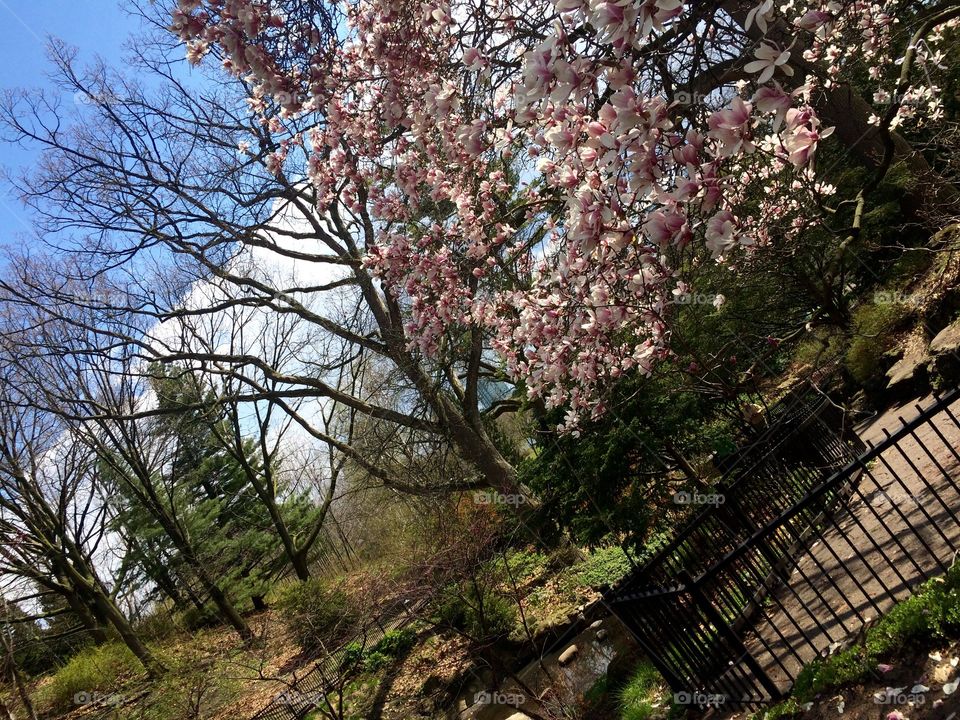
[
  {"x1": 565, "y1": 546, "x2": 634, "y2": 591},
  {"x1": 619, "y1": 659, "x2": 666, "y2": 720},
  {"x1": 585, "y1": 674, "x2": 609, "y2": 705},
  {"x1": 35, "y1": 642, "x2": 142, "y2": 714},
  {"x1": 762, "y1": 560, "x2": 960, "y2": 718}
]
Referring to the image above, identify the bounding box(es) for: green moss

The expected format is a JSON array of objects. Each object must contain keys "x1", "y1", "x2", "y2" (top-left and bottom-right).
[{"x1": 845, "y1": 300, "x2": 911, "y2": 384}]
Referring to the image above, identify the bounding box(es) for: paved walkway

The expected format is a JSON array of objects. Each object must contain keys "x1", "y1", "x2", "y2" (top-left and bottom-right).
[{"x1": 733, "y1": 393, "x2": 960, "y2": 695}]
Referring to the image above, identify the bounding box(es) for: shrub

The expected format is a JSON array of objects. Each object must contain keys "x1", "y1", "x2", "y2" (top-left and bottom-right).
[
  {"x1": 277, "y1": 578, "x2": 359, "y2": 652},
  {"x1": 370, "y1": 628, "x2": 416, "y2": 658},
  {"x1": 135, "y1": 609, "x2": 179, "y2": 642},
  {"x1": 566, "y1": 546, "x2": 634, "y2": 591},
  {"x1": 339, "y1": 641, "x2": 364, "y2": 672},
  {"x1": 465, "y1": 589, "x2": 517, "y2": 640},
  {"x1": 773, "y1": 560, "x2": 960, "y2": 713},
  {"x1": 435, "y1": 584, "x2": 517, "y2": 641},
  {"x1": 139, "y1": 651, "x2": 240, "y2": 720},
  {"x1": 35, "y1": 642, "x2": 141, "y2": 714},
  {"x1": 180, "y1": 604, "x2": 221, "y2": 631}
]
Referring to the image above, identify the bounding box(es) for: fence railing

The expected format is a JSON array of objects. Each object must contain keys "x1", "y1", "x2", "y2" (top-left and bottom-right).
[
  {"x1": 608, "y1": 387, "x2": 960, "y2": 708},
  {"x1": 249, "y1": 600, "x2": 420, "y2": 720}
]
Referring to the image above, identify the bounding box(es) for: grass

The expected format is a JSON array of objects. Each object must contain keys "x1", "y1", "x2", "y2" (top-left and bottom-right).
[
  {"x1": 34, "y1": 641, "x2": 143, "y2": 714},
  {"x1": 760, "y1": 560, "x2": 960, "y2": 718},
  {"x1": 619, "y1": 659, "x2": 667, "y2": 720}
]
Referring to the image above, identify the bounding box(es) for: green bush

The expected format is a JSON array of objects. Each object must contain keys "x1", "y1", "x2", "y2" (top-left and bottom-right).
[
  {"x1": 362, "y1": 650, "x2": 392, "y2": 671},
  {"x1": 566, "y1": 546, "x2": 634, "y2": 590},
  {"x1": 135, "y1": 609, "x2": 179, "y2": 642},
  {"x1": 138, "y1": 651, "x2": 241, "y2": 720},
  {"x1": 339, "y1": 641, "x2": 364, "y2": 672},
  {"x1": 435, "y1": 584, "x2": 517, "y2": 641},
  {"x1": 277, "y1": 578, "x2": 359, "y2": 652},
  {"x1": 770, "y1": 561, "x2": 960, "y2": 716},
  {"x1": 180, "y1": 604, "x2": 221, "y2": 632},
  {"x1": 339, "y1": 628, "x2": 417, "y2": 673},
  {"x1": 465, "y1": 590, "x2": 517, "y2": 641},
  {"x1": 369, "y1": 628, "x2": 416, "y2": 658},
  {"x1": 35, "y1": 642, "x2": 141, "y2": 714}
]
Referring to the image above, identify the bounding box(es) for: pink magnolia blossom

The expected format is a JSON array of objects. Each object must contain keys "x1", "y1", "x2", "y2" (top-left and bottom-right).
[
  {"x1": 708, "y1": 97, "x2": 755, "y2": 157},
  {"x1": 753, "y1": 83, "x2": 793, "y2": 130},
  {"x1": 165, "y1": 0, "x2": 932, "y2": 429}
]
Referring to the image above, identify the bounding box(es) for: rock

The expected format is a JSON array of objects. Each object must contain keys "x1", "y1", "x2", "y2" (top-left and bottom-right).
[
  {"x1": 928, "y1": 321, "x2": 960, "y2": 385},
  {"x1": 505, "y1": 714, "x2": 533, "y2": 720},
  {"x1": 596, "y1": 628, "x2": 608, "y2": 641},
  {"x1": 558, "y1": 644, "x2": 579, "y2": 666},
  {"x1": 885, "y1": 341, "x2": 929, "y2": 390},
  {"x1": 931, "y1": 321, "x2": 960, "y2": 355},
  {"x1": 588, "y1": 619, "x2": 603, "y2": 630}
]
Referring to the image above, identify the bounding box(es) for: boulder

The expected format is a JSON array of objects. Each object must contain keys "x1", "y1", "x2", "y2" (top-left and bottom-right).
[
  {"x1": 931, "y1": 320, "x2": 960, "y2": 355},
  {"x1": 885, "y1": 341, "x2": 929, "y2": 391},
  {"x1": 558, "y1": 644, "x2": 579, "y2": 666}
]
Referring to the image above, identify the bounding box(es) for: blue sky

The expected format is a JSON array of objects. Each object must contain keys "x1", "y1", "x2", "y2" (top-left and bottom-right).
[{"x1": 0, "y1": 0, "x2": 142, "y2": 235}]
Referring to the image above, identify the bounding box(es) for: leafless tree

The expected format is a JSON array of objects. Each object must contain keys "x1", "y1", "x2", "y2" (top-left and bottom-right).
[{"x1": 0, "y1": 352, "x2": 164, "y2": 675}]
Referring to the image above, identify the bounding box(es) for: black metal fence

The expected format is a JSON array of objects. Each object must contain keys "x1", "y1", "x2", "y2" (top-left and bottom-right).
[
  {"x1": 249, "y1": 600, "x2": 419, "y2": 720},
  {"x1": 608, "y1": 387, "x2": 960, "y2": 708}
]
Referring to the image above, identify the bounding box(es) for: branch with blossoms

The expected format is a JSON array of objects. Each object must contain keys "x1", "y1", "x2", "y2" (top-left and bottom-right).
[{"x1": 121, "y1": 0, "x2": 958, "y2": 434}]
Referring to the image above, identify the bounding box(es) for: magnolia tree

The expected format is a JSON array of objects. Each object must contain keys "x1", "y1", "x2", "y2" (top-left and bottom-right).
[{"x1": 169, "y1": 0, "x2": 959, "y2": 431}]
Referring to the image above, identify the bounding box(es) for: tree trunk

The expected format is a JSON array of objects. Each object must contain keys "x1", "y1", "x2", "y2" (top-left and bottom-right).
[
  {"x1": 84, "y1": 590, "x2": 165, "y2": 678},
  {"x1": 291, "y1": 552, "x2": 311, "y2": 582},
  {"x1": 59, "y1": 586, "x2": 109, "y2": 644},
  {"x1": 202, "y1": 580, "x2": 253, "y2": 643}
]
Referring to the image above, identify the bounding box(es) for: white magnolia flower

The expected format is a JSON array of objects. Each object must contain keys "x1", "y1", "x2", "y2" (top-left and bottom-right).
[
  {"x1": 745, "y1": 0, "x2": 775, "y2": 33},
  {"x1": 745, "y1": 43, "x2": 795, "y2": 84}
]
